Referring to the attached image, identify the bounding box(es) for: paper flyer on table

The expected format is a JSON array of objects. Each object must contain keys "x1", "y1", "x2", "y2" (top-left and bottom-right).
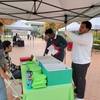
[{"x1": 47, "y1": 44, "x2": 59, "y2": 55}]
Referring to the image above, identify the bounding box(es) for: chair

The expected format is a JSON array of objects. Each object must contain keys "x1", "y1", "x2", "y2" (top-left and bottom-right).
[{"x1": 5, "y1": 72, "x2": 22, "y2": 100}]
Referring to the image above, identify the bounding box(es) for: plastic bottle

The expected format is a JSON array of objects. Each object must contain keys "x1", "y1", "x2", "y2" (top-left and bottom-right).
[{"x1": 26, "y1": 71, "x2": 33, "y2": 89}]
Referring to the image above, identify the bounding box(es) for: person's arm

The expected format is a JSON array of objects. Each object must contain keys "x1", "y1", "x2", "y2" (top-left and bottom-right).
[
  {"x1": 4, "y1": 52, "x2": 16, "y2": 71},
  {"x1": 53, "y1": 36, "x2": 67, "y2": 50},
  {"x1": 65, "y1": 30, "x2": 90, "y2": 45},
  {"x1": 12, "y1": 63, "x2": 19, "y2": 70},
  {"x1": 43, "y1": 40, "x2": 49, "y2": 56},
  {"x1": 4, "y1": 60, "x2": 10, "y2": 73},
  {"x1": 0, "y1": 67, "x2": 9, "y2": 80},
  {"x1": 54, "y1": 36, "x2": 67, "y2": 50},
  {"x1": 59, "y1": 36, "x2": 67, "y2": 50}
]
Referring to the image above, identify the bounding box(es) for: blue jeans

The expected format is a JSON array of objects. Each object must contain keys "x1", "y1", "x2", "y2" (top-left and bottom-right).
[{"x1": 0, "y1": 76, "x2": 7, "y2": 100}]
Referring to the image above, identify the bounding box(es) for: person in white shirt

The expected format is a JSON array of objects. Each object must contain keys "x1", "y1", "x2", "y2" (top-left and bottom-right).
[{"x1": 65, "y1": 21, "x2": 93, "y2": 100}]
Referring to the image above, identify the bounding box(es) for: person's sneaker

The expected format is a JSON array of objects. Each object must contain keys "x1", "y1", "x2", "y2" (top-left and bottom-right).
[{"x1": 76, "y1": 98, "x2": 84, "y2": 100}]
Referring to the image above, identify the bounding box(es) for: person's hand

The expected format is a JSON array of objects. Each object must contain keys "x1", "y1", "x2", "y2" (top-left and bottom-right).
[
  {"x1": 54, "y1": 46, "x2": 60, "y2": 50},
  {"x1": 1, "y1": 73, "x2": 10, "y2": 80},
  {"x1": 15, "y1": 66, "x2": 19, "y2": 70},
  {"x1": 7, "y1": 69, "x2": 11, "y2": 74},
  {"x1": 6, "y1": 71, "x2": 12, "y2": 79},
  {"x1": 67, "y1": 47, "x2": 72, "y2": 51}
]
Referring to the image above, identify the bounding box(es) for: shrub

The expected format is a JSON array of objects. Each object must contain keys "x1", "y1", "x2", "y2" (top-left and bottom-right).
[
  {"x1": 93, "y1": 40, "x2": 100, "y2": 44},
  {"x1": 93, "y1": 46, "x2": 100, "y2": 50},
  {"x1": 93, "y1": 40, "x2": 100, "y2": 50},
  {"x1": 37, "y1": 35, "x2": 42, "y2": 38}
]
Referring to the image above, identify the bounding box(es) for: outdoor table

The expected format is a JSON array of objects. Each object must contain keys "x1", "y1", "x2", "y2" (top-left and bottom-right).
[{"x1": 21, "y1": 63, "x2": 74, "y2": 100}]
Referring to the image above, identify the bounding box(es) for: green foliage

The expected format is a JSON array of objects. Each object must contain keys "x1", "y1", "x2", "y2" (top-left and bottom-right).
[
  {"x1": 4, "y1": 29, "x2": 11, "y2": 33},
  {"x1": 93, "y1": 46, "x2": 100, "y2": 50},
  {"x1": 43, "y1": 23, "x2": 56, "y2": 31},
  {"x1": 92, "y1": 31, "x2": 100, "y2": 40},
  {"x1": 93, "y1": 40, "x2": 100, "y2": 44},
  {"x1": 43, "y1": 23, "x2": 66, "y2": 32},
  {"x1": 1, "y1": 36, "x2": 12, "y2": 41},
  {"x1": 37, "y1": 35, "x2": 42, "y2": 38},
  {"x1": 58, "y1": 24, "x2": 65, "y2": 29},
  {"x1": 93, "y1": 40, "x2": 100, "y2": 50}
]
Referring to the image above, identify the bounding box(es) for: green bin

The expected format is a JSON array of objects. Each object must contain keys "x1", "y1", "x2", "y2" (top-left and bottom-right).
[{"x1": 42, "y1": 63, "x2": 72, "y2": 86}]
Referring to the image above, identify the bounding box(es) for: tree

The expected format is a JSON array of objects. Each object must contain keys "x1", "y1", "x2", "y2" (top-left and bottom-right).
[
  {"x1": 43, "y1": 22, "x2": 65, "y2": 31},
  {"x1": 4, "y1": 29, "x2": 11, "y2": 33},
  {"x1": 0, "y1": 18, "x2": 16, "y2": 25},
  {"x1": 43, "y1": 22, "x2": 56, "y2": 31}
]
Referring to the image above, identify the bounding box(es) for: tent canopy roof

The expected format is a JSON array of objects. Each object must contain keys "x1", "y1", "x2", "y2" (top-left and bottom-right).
[
  {"x1": 58, "y1": 22, "x2": 80, "y2": 31},
  {"x1": 0, "y1": 0, "x2": 100, "y2": 23},
  {"x1": 4, "y1": 21, "x2": 33, "y2": 30},
  {"x1": 58, "y1": 27, "x2": 65, "y2": 32},
  {"x1": 67, "y1": 22, "x2": 80, "y2": 31},
  {"x1": 89, "y1": 17, "x2": 100, "y2": 30}
]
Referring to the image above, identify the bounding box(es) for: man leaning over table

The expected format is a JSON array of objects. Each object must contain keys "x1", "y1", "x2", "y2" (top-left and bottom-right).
[
  {"x1": 65, "y1": 21, "x2": 93, "y2": 100},
  {"x1": 43, "y1": 28, "x2": 67, "y2": 62}
]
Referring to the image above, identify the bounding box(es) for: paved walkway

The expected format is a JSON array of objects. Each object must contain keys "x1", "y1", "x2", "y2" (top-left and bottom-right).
[{"x1": 7, "y1": 37, "x2": 100, "y2": 100}]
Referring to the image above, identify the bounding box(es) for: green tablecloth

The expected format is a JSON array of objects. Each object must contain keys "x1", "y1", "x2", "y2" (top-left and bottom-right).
[{"x1": 21, "y1": 63, "x2": 74, "y2": 100}]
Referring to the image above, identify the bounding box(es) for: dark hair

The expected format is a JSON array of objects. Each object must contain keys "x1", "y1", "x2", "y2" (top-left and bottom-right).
[
  {"x1": 82, "y1": 21, "x2": 92, "y2": 30},
  {"x1": 45, "y1": 28, "x2": 54, "y2": 34},
  {"x1": 3, "y1": 41, "x2": 11, "y2": 50},
  {"x1": 0, "y1": 22, "x2": 3, "y2": 27}
]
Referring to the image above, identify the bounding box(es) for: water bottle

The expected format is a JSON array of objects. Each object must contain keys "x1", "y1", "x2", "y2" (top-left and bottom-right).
[{"x1": 26, "y1": 71, "x2": 33, "y2": 89}]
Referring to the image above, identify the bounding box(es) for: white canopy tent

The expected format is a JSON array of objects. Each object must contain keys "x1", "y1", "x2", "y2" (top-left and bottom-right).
[
  {"x1": 0, "y1": 0, "x2": 100, "y2": 23},
  {"x1": 89, "y1": 17, "x2": 100, "y2": 30},
  {"x1": 12, "y1": 30, "x2": 26, "y2": 33},
  {"x1": 58, "y1": 22, "x2": 80, "y2": 32},
  {"x1": 1, "y1": 0, "x2": 100, "y2": 64},
  {"x1": 67, "y1": 22, "x2": 80, "y2": 31},
  {"x1": 58, "y1": 27, "x2": 65, "y2": 32},
  {"x1": 4, "y1": 21, "x2": 33, "y2": 31},
  {"x1": 89, "y1": 17, "x2": 100, "y2": 40}
]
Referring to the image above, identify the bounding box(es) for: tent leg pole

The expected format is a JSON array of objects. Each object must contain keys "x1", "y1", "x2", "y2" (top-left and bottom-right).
[{"x1": 64, "y1": 48, "x2": 67, "y2": 64}]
